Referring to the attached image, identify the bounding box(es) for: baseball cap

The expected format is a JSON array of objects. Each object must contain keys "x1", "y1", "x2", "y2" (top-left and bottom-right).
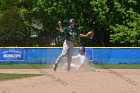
[{"x1": 69, "y1": 19, "x2": 75, "y2": 24}]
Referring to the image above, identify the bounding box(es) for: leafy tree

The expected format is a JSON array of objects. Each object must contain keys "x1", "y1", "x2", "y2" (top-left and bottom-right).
[
  {"x1": 0, "y1": 0, "x2": 140, "y2": 47},
  {"x1": 0, "y1": 7, "x2": 26, "y2": 46},
  {"x1": 108, "y1": 0, "x2": 140, "y2": 46},
  {"x1": 90, "y1": 0, "x2": 140, "y2": 46}
]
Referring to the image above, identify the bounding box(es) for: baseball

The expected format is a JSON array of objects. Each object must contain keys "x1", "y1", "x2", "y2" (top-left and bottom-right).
[{"x1": 58, "y1": 21, "x2": 62, "y2": 26}]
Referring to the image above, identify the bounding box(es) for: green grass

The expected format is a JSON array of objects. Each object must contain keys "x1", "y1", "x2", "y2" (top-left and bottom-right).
[
  {"x1": 0, "y1": 73, "x2": 42, "y2": 81},
  {"x1": 0, "y1": 64, "x2": 140, "y2": 69},
  {"x1": 0, "y1": 64, "x2": 52, "y2": 69},
  {"x1": 94, "y1": 64, "x2": 140, "y2": 69}
]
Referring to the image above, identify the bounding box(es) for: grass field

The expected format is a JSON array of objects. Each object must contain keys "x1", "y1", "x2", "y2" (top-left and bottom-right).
[
  {"x1": 0, "y1": 64, "x2": 140, "y2": 69},
  {"x1": 0, "y1": 64, "x2": 48, "y2": 81},
  {"x1": 0, "y1": 73, "x2": 42, "y2": 81},
  {"x1": 94, "y1": 64, "x2": 140, "y2": 69},
  {"x1": 0, "y1": 64, "x2": 52, "y2": 69}
]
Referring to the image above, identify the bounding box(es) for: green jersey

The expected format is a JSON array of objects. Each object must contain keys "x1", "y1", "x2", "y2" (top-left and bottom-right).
[{"x1": 63, "y1": 26, "x2": 80, "y2": 42}]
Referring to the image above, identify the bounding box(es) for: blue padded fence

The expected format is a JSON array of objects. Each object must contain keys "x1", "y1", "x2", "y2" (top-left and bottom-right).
[{"x1": 0, "y1": 48, "x2": 140, "y2": 64}]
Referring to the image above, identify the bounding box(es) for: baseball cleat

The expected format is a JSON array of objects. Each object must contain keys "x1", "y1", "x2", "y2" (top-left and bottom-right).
[{"x1": 53, "y1": 64, "x2": 57, "y2": 71}]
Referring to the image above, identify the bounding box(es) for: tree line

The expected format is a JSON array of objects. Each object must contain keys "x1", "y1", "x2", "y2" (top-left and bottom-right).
[{"x1": 0, "y1": 0, "x2": 140, "y2": 47}]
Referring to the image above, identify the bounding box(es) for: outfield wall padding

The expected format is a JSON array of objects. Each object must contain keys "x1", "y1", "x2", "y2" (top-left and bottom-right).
[{"x1": 0, "y1": 48, "x2": 140, "y2": 64}]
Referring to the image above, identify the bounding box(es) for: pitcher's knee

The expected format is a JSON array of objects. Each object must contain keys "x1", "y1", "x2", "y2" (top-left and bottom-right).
[{"x1": 59, "y1": 53, "x2": 67, "y2": 58}]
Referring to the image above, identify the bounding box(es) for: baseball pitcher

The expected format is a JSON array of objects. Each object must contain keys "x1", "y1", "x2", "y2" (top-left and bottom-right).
[{"x1": 54, "y1": 19, "x2": 94, "y2": 71}]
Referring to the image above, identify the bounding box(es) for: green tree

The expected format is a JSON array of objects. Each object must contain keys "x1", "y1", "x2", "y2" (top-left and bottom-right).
[
  {"x1": 0, "y1": 0, "x2": 140, "y2": 47},
  {"x1": 90, "y1": 0, "x2": 140, "y2": 46},
  {"x1": 32, "y1": 0, "x2": 97, "y2": 46},
  {"x1": 108, "y1": 0, "x2": 140, "y2": 46},
  {"x1": 0, "y1": 7, "x2": 26, "y2": 46}
]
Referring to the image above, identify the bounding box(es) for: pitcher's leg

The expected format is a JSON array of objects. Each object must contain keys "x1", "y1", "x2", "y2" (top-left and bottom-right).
[
  {"x1": 67, "y1": 53, "x2": 72, "y2": 71},
  {"x1": 67, "y1": 41, "x2": 74, "y2": 71},
  {"x1": 54, "y1": 40, "x2": 69, "y2": 71}
]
